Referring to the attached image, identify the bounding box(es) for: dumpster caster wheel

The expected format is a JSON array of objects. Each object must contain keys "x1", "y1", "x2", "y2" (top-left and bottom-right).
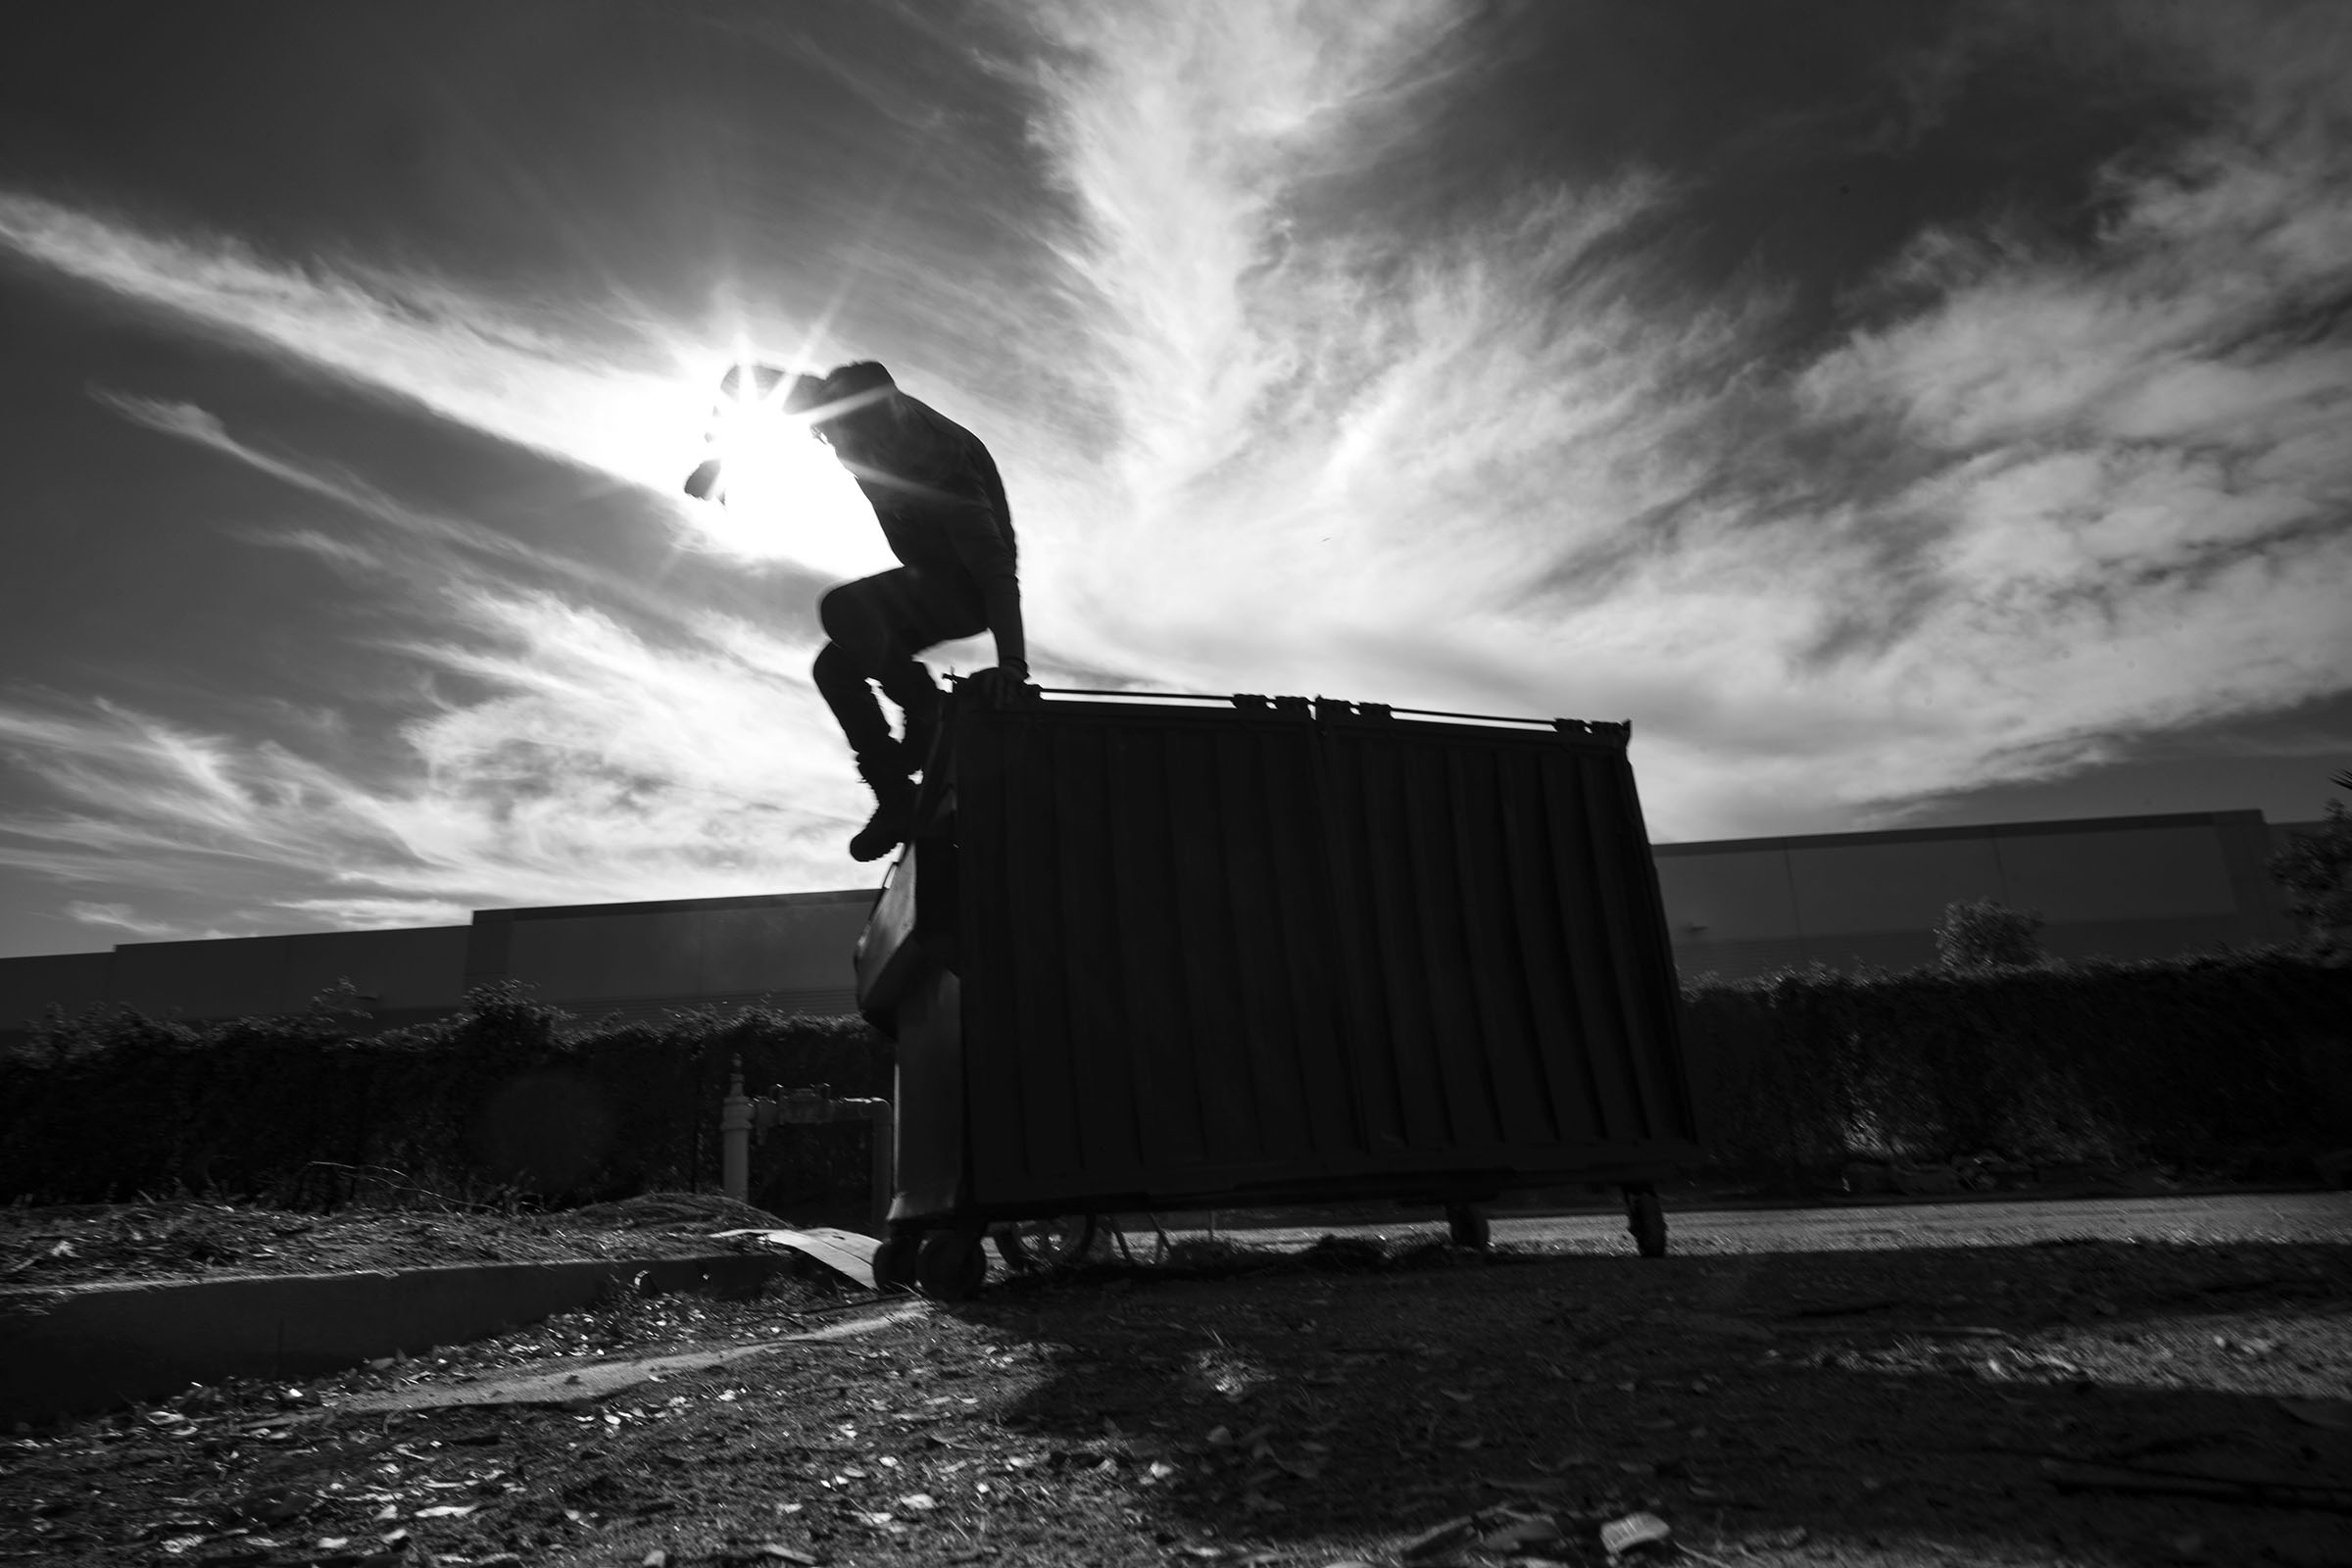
[
  {"x1": 871, "y1": 1230, "x2": 922, "y2": 1291},
  {"x1": 1445, "y1": 1203, "x2": 1490, "y2": 1250},
  {"x1": 997, "y1": 1214, "x2": 1099, "y2": 1272},
  {"x1": 1624, "y1": 1186, "x2": 1667, "y2": 1258},
  {"x1": 917, "y1": 1228, "x2": 988, "y2": 1300}
]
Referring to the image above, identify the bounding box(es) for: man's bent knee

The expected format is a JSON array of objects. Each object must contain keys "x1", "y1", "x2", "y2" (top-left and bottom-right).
[
  {"x1": 817, "y1": 583, "x2": 858, "y2": 646},
  {"x1": 820, "y1": 571, "x2": 911, "y2": 647},
  {"x1": 812, "y1": 639, "x2": 858, "y2": 687}
]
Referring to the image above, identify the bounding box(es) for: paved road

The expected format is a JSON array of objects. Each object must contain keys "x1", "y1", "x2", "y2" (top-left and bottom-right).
[{"x1": 1187, "y1": 1192, "x2": 2352, "y2": 1256}]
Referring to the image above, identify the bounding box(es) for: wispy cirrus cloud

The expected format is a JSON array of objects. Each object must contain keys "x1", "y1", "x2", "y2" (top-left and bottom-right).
[
  {"x1": 0, "y1": 190, "x2": 710, "y2": 492},
  {"x1": 0, "y1": 587, "x2": 871, "y2": 938},
  {"x1": 66, "y1": 902, "x2": 241, "y2": 942},
  {"x1": 95, "y1": 391, "x2": 758, "y2": 620},
  {"x1": 0, "y1": 191, "x2": 910, "y2": 583},
  {"x1": 1006, "y1": 0, "x2": 2352, "y2": 833},
  {"x1": 0, "y1": 409, "x2": 883, "y2": 937}
]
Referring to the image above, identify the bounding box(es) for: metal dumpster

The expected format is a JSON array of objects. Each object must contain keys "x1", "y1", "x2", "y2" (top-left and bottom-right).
[{"x1": 854, "y1": 687, "x2": 1700, "y2": 1296}]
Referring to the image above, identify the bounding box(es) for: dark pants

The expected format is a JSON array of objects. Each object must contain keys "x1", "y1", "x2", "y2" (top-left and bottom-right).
[{"x1": 813, "y1": 568, "x2": 986, "y2": 759}]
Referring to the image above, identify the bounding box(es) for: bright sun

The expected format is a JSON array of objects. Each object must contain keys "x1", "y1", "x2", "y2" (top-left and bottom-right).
[{"x1": 674, "y1": 361, "x2": 895, "y2": 579}]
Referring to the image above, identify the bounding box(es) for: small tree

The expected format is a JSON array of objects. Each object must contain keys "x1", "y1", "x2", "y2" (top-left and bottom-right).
[
  {"x1": 2268, "y1": 769, "x2": 2352, "y2": 950},
  {"x1": 1936, "y1": 897, "x2": 2044, "y2": 970}
]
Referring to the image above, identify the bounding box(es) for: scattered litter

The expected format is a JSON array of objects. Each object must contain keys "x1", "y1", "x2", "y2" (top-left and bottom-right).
[
  {"x1": 1599, "y1": 1511, "x2": 1672, "y2": 1558},
  {"x1": 709, "y1": 1226, "x2": 879, "y2": 1288},
  {"x1": 1399, "y1": 1514, "x2": 1477, "y2": 1560},
  {"x1": 758, "y1": 1545, "x2": 821, "y2": 1565},
  {"x1": 1477, "y1": 1512, "x2": 1563, "y2": 1550},
  {"x1": 336, "y1": 1302, "x2": 926, "y2": 1412}
]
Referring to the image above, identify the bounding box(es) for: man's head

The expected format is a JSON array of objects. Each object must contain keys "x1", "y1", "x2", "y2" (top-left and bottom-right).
[{"x1": 784, "y1": 361, "x2": 896, "y2": 425}]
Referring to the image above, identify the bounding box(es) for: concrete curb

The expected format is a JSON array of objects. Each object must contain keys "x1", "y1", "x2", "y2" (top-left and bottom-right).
[
  {"x1": 0, "y1": 1251, "x2": 790, "y2": 1427},
  {"x1": 1197, "y1": 1178, "x2": 2334, "y2": 1228}
]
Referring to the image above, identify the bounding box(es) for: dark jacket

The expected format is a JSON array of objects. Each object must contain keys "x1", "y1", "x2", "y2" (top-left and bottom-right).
[{"x1": 830, "y1": 393, "x2": 1017, "y2": 609}]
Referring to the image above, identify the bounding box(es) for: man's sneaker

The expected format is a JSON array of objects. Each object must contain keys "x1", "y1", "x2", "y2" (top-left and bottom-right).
[{"x1": 850, "y1": 751, "x2": 917, "y2": 862}]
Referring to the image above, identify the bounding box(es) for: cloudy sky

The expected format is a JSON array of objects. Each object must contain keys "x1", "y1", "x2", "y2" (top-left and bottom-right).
[{"x1": 0, "y1": 0, "x2": 2346, "y2": 958}]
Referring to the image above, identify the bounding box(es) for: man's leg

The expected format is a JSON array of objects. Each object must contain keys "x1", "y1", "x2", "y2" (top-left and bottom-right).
[
  {"x1": 813, "y1": 571, "x2": 983, "y2": 859},
  {"x1": 810, "y1": 639, "x2": 897, "y2": 750}
]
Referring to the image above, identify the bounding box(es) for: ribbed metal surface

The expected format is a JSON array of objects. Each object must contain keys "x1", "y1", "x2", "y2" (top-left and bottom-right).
[{"x1": 867, "y1": 693, "x2": 1698, "y2": 1219}]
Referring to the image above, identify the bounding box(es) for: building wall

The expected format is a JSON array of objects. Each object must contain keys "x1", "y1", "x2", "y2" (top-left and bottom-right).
[
  {"x1": 0, "y1": 952, "x2": 111, "y2": 1027},
  {"x1": 103, "y1": 926, "x2": 474, "y2": 1021},
  {"x1": 0, "y1": 890, "x2": 877, "y2": 1040},
  {"x1": 464, "y1": 890, "x2": 877, "y2": 1025},
  {"x1": 0, "y1": 808, "x2": 2311, "y2": 1031},
  {"x1": 1659, "y1": 808, "x2": 2297, "y2": 983}
]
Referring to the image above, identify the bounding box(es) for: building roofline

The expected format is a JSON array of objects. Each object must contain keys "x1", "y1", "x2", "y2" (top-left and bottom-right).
[
  {"x1": 1651, "y1": 808, "x2": 2268, "y2": 858},
  {"x1": 472, "y1": 888, "x2": 881, "y2": 923}
]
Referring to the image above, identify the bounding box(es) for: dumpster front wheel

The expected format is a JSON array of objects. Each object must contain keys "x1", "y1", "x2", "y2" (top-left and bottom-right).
[
  {"x1": 917, "y1": 1227, "x2": 988, "y2": 1300},
  {"x1": 871, "y1": 1229, "x2": 922, "y2": 1292},
  {"x1": 1624, "y1": 1185, "x2": 1667, "y2": 1258}
]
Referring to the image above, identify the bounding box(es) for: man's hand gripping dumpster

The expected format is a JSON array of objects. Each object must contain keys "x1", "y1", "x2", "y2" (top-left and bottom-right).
[{"x1": 686, "y1": 360, "x2": 1029, "y2": 861}]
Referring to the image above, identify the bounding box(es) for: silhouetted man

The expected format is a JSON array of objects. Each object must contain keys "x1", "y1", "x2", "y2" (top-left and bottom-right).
[{"x1": 685, "y1": 361, "x2": 1025, "y2": 861}]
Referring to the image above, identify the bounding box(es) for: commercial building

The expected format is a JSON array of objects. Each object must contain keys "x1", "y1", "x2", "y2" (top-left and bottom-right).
[
  {"x1": 0, "y1": 808, "x2": 2312, "y2": 1048},
  {"x1": 1660, "y1": 808, "x2": 2303, "y2": 980}
]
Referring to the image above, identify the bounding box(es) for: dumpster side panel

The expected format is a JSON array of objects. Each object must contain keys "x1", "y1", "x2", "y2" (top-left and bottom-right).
[
  {"x1": 1320, "y1": 722, "x2": 1697, "y2": 1156},
  {"x1": 887, "y1": 965, "x2": 965, "y2": 1221},
  {"x1": 962, "y1": 708, "x2": 1351, "y2": 1202},
  {"x1": 952, "y1": 701, "x2": 1696, "y2": 1213}
]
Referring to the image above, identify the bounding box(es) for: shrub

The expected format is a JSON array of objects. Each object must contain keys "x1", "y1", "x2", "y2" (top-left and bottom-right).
[
  {"x1": 1935, "y1": 897, "x2": 2044, "y2": 970},
  {"x1": 1682, "y1": 946, "x2": 2351, "y2": 1183},
  {"x1": 2269, "y1": 775, "x2": 2352, "y2": 950},
  {"x1": 0, "y1": 985, "x2": 892, "y2": 1210}
]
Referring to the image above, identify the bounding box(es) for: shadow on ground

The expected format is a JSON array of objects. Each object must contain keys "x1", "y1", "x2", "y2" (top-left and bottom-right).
[{"x1": 959, "y1": 1235, "x2": 2352, "y2": 1567}]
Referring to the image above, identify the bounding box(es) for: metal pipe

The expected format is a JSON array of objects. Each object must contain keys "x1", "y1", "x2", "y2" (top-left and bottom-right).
[
  {"x1": 718, "y1": 1072, "x2": 896, "y2": 1231},
  {"x1": 720, "y1": 1059, "x2": 754, "y2": 1203}
]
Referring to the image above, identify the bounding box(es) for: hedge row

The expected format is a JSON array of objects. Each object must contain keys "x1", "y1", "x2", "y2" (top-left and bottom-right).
[
  {"x1": 0, "y1": 985, "x2": 891, "y2": 1211},
  {"x1": 1680, "y1": 947, "x2": 2352, "y2": 1183},
  {"x1": 5, "y1": 950, "x2": 2347, "y2": 1210}
]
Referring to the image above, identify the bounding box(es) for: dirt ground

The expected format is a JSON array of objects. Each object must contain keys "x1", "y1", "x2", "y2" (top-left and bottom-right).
[
  {"x1": 0, "y1": 1195, "x2": 791, "y2": 1288},
  {"x1": 3, "y1": 1210, "x2": 2349, "y2": 1568}
]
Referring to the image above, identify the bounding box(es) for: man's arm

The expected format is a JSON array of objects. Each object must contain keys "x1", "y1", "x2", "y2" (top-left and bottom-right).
[
  {"x1": 885, "y1": 398, "x2": 1029, "y2": 697},
  {"x1": 970, "y1": 446, "x2": 1021, "y2": 676},
  {"x1": 937, "y1": 503, "x2": 1025, "y2": 676}
]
